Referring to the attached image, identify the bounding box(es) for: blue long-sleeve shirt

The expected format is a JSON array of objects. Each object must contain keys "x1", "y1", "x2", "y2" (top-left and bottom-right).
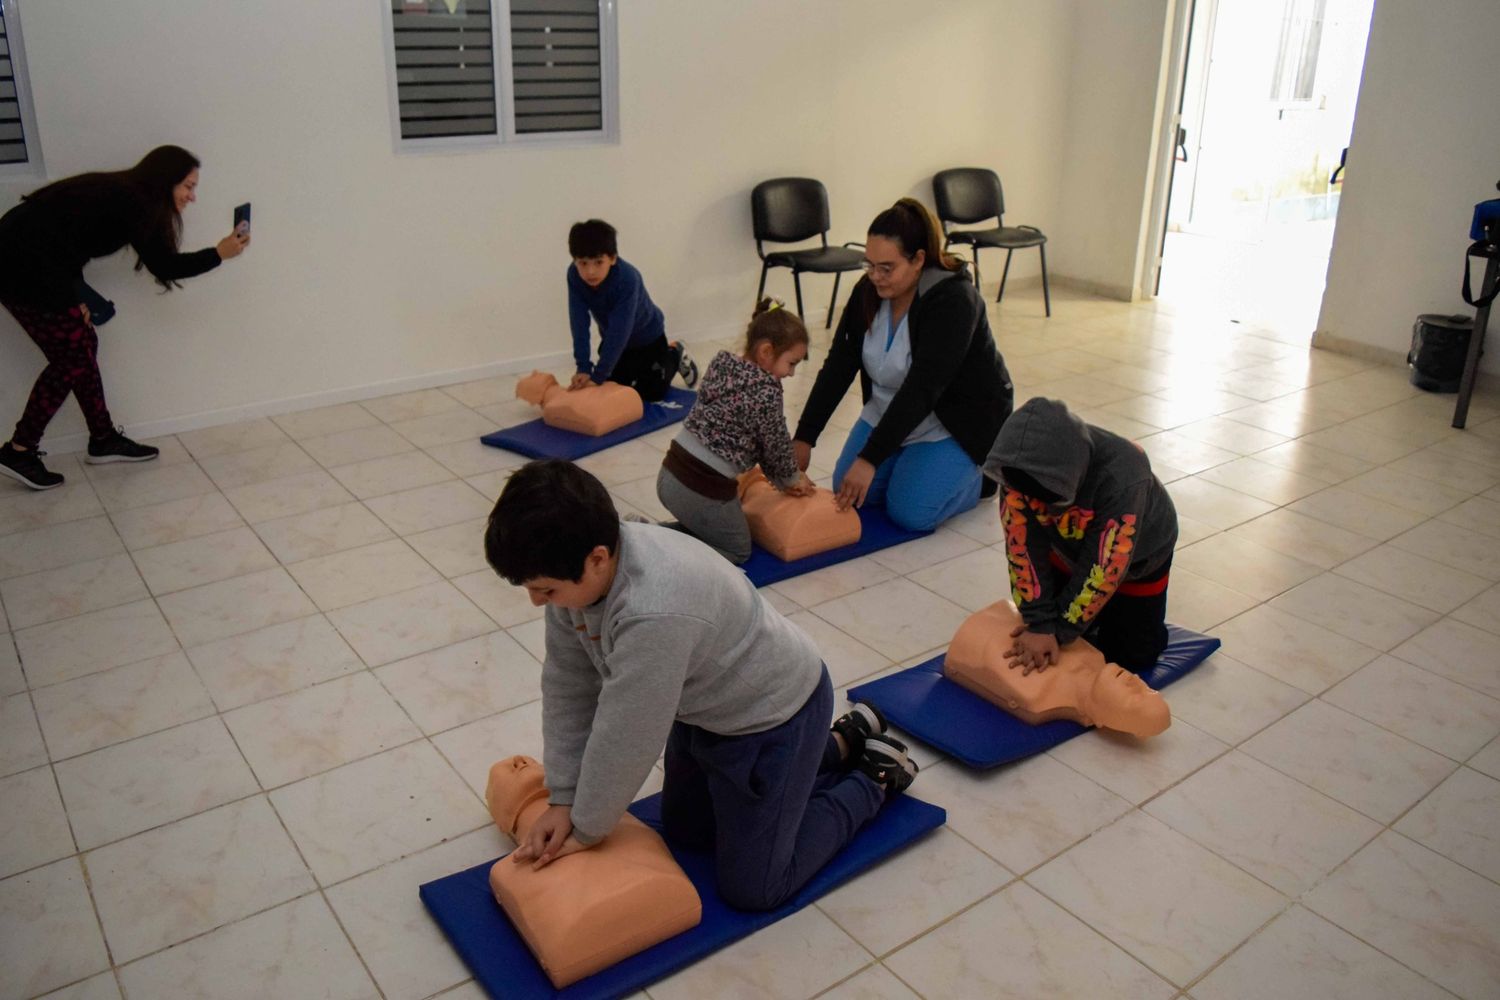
[{"x1": 566, "y1": 258, "x2": 667, "y2": 382}]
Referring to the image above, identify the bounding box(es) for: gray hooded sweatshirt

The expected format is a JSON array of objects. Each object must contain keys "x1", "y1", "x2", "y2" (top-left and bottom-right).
[{"x1": 983, "y1": 398, "x2": 1177, "y2": 643}]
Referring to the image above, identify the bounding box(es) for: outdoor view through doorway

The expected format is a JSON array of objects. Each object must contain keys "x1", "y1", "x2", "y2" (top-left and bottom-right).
[{"x1": 1156, "y1": 0, "x2": 1374, "y2": 343}]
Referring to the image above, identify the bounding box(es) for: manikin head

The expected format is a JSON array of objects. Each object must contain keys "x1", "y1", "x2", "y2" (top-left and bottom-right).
[
  {"x1": 1082, "y1": 662, "x2": 1169, "y2": 736},
  {"x1": 486, "y1": 755, "x2": 551, "y2": 838}
]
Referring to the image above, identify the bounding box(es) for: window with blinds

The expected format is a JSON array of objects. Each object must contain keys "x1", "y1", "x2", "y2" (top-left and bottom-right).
[
  {"x1": 0, "y1": 0, "x2": 33, "y2": 165},
  {"x1": 385, "y1": 0, "x2": 615, "y2": 149}
]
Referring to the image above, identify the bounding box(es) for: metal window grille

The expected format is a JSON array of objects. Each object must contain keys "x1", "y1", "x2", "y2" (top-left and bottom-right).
[
  {"x1": 0, "y1": 0, "x2": 31, "y2": 164},
  {"x1": 509, "y1": 0, "x2": 603, "y2": 135},
  {"x1": 392, "y1": 0, "x2": 499, "y2": 140}
]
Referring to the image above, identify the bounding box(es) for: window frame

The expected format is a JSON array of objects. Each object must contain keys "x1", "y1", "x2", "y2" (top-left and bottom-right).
[
  {"x1": 381, "y1": 0, "x2": 618, "y2": 155},
  {"x1": 0, "y1": 0, "x2": 45, "y2": 177}
]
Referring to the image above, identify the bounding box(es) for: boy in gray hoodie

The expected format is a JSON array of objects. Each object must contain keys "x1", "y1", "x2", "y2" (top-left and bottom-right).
[
  {"x1": 983, "y1": 398, "x2": 1178, "y2": 673},
  {"x1": 484, "y1": 459, "x2": 917, "y2": 911}
]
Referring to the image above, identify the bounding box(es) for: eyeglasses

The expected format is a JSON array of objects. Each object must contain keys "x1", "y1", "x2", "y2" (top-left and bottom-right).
[{"x1": 860, "y1": 260, "x2": 902, "y2": 278}]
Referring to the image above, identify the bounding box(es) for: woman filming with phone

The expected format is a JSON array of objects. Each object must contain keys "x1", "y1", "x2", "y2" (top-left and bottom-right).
[{"x1": 0, "y1": 144, "x2": 250, "y2": 490}]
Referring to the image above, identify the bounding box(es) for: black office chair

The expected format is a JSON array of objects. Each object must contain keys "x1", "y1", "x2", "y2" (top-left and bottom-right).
[
  {"x1": 751, "y1": 178, "x2": 865, "y2": 328},
  {"x1": 932, "y1": 167, "x2": 1050, "y2": 316}
]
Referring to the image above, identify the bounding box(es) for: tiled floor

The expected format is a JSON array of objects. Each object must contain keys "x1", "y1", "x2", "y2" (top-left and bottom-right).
[{"x1": 3, "y1": 288, "x2": 1500, "y2": 1000}]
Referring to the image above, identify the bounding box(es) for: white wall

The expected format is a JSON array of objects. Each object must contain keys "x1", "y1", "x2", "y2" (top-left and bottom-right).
[
  {"x1": 0, "y1": 0, "x2": 1075, "y2": 450},
  {"x1": 1315, "y1": 0, "x2": 1500, "y2": 373}
]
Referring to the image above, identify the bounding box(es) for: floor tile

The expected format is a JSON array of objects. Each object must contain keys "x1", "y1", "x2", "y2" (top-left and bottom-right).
[
  {"x1": 1168, "y1": 478, "x2": 1277, "y2": 531},
  {"x1": 1394, "y1": 766, "x2": 1500, "y2": 884},
  {"x1": 1173, "y1": 533, "x2": 1323, "y2": 603},
  {"x1": 0, "y1": 859, "x2": 110, "y2": 1000},
  {"x1": 1, "y1": 553, "x2": 148, "y2": 629},
  {"x1": 820, "y1": 827, "x2": 1010, "y2": 955},
  {"x1": 176, "y1": 418, "x2": 290, "y2": 460},
  {"x1": 86, "y1": 796, "x2": 314, "y2": 963},
  {"x1": 364, "y1": 479, "x2": 491, "y2": 536},
  {"x1": 325, "y1": 826, "x2": 508, "y2": 1000},
  {"x1": 818, "y1": 964, "x2": 920, "y2": 1000},
  {"x1": 575, "y1": 440, "x2": 672, "y2": 486},
  {"x1": 609, "y1": 475, "x2": 672, "y2": 522},
  {"x1": 389, "y1": 407, "x2": 496, "y2": 449},
  {"x1": 287, "y1": 538, "x2": 441, "y2": 611},
  {"x1": 1270, "y1": 573, "x2": 1439, "y2": 651},
  {"x1": 1048, "y1": 716, "x2": 1227, "y2": 805},
  {"x1": 810, "y1": 578, "x2": 970, "y2": 662},
  {"x1": 299, "y1": 424, "x2": 415, "y2": 468},
  {"x1": 328, "y1": 449, "x2": 454, "y2": 500},
  {"x1": 1170, "y1": 415, "x2": 1289, "y2": 454},
  {"x1": 1333, "y1": 544, "x2": 1490, "y2": 613},
  {"x1": 1212, "y1": 604, "x2": 1379, "y2": 694},
  {"x1": 0, "y1": 483, "x2": 105, "y2": 538},
  {"x1": 1389, "y1": 448, "x2": 1500, "y2": 497},
  {"x1": 269, "y1": 740, "x2": 485, "y2": 885},
  {"x1": 32, "y1": 650, "x2": 215, "y2": 760},
  {"x1": 224, "y1": 672, "x2": 421, "y2": 787},
  {"x1": 906, "y1": 547, "x2": 1009, "y2": 613},
  {"x1": 55, "y1": 717, "x2": 259, "y2": 849},
  {"x1": 15, "y1": 599, "x2": 179, "y2": 687},
  {"x1": 1340, "y1": 466, "x2": 1471, "y2": 517},
  {"x1": 1452, "y1": 582, "x2": 1500, "y2": 635},
  {"x1": 185, "y1": 614, "x2": 363, "y2": 711},
  {"x1": 1287, "y1": 486, "x2": 1428, "y2": 541},
  {"x1": 1323, "y1": 655, "x2": 1500, "y2": 761},
  {"x1": 198, "y1": 441, "x2": 319, "y2": 490},
  {"x1": 1134, "y1": 430, "x2": 1240, "y2": 474},
  {"x1": 647, "y1": 906, "x2": 870, "y2": 1000},
  {"x1": 1144, "y1": 750, "x2": 1379, "y2": 894},
  {"x1": 0, "y1": 516, "x2": 123, "y2": 581},
  {"x1": 1390, "y1": 517, "x2": 1500, "y2": 580},
  {"x1": 405, "y1": 518, "x2": 490, "y2": 578},
  {"x1": 1166, "y1": 567, "x2": 1261, "y2": 631},
  {"x1": 1436, "y1": 493, "x2": 1500, "y2": 539},
  {"x1": 116, "y1": 895, "x2": 378, "y2": 1000},
  {"x1": 0, "y1": 765, "x2": 73, "y2": 878},
  {"x1": 89, "y1": 462, "x2": 218, "y2": 514},
  {"x1": 1391, "y1": 617, "x2": 1500, "y2": 700},
  {"x1": 1228, "y1": 508, "x2": 1379, "y2": 569},
  {"x1": 374, "y1": 630, "x2": 541, "y2": 734},
  {"x1": 1241, "y1": 700, "x2": 1454, "y2": 822},
  {"x1": 431, "y1": 700, "x2": 545, "y2": 799},
  {"x1": 271, "y1": 401, "x2": 380, "y2": 440},
  {"x1": 328, "y1": 580, "x2": 495, "y2": 667},
  {"x1": 0, "y1": 633, "x2": 19, "y2": 695},
  {"x1": 1471, "y1": 736, "x2": 1500, "y2": 779},
  {"x1": 158, "y1": 567, "x2": 318, "y2": 646},
  {"x1": 132, "y1": 526, "x2": 278, "y2": 596},
  {"x1": 768, "y1": 556, "x2": 898, "y2": 609},
  {"x1": 1196, "y1": 457, "x2": 1326, "y2": 505},
  {"x1": 1191, "y1": 905, "x2": 1452, "y2": 1000},
  {"x1": 441, "y1": 374, "x2": 520, "y2": 408},
  {"x1": 451, "y1": 569, "x2": 544, "y2": 629},
  {"x1": 918, "y1": 756, "x2": 1129, "y2": 873},
  {"x1": 425, "y1": 438, "x2": 526, "y2": 478},
  {"x1": 1161, "y1": 651, "x2": 1309, "y2": 744},
  {"x1": 0, "y1": 691, "x2": 46, "y2": 777},
  {"x1": 363, "y1": 388, "x2": 465, "y2": 423},
  {"x1": 1251, "y1": 439, "x2": 1375, "y2": 485},
  {"x1": 1303, "y1": 832, "x2": 1500, "y2": 1000},
  {"x1": 787, "y1": 611, "x2": 891, "y2": 689},
  {"x1": 251, "y1": 500, "x2": 395, "y2": 563},
  {"x1": 1028, "y1": 811, "x2": 1285, "y2": 987},
  {"x1": 110, "y1": 491, "x2": 245, "y2": 551},
  {"x1": 1298, "y1": 425, "x2": 1421, "y2": 465},
  {"x1": 34, "y1": 971, "x2": 122, "y2": 1000},
  {"x1": 221, "y1": 468, "x2": 354, "y2": 523}
]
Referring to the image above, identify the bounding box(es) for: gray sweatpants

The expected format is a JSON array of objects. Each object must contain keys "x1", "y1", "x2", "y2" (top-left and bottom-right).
[{"x1": 656, "y1": 465, "x2": 752, "y2": 564}]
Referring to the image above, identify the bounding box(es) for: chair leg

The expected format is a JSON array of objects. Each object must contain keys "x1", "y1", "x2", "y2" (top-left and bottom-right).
[
  {"x1": 1038, "y1": 244, "x2": 1051, "y2": 318},
  {"x1": 792, "y1": 271, "x2": 805, "y2": 319},
  {"x1": 757, "y1": 262, "x2": 769, "y2": 303},
  {"x1": 827, "y1": 272, "x2": 842, "y2": 329},
  {"x1": 998, "y1": 250, "x2": 1014, "y2": 304}
]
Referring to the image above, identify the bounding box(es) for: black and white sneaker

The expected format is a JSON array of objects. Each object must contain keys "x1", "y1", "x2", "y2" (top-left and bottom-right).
[
  {"x1": 856, "y1": 734, "x2": 918, "y2": 795},
  {"x1": 85, "y1": 428, "x2": 159, "y2": 464},
  {"x1": 832, "y1": 702, "x2": 887, "y2": 761},
  {"x1": 0, "y1": 442, "x2": 65, "y2": 490},
  {"x1": 676, "y1": 344, "x2": 699, "y2": 388}
]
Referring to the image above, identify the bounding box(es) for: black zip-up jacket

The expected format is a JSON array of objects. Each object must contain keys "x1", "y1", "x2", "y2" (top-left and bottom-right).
[
  {"x1": 0, "y1": 177, "x2": 221, "y2": 310},
  {"x1": 793, "y1": 267, "x2": 1013, "y2": 468}
]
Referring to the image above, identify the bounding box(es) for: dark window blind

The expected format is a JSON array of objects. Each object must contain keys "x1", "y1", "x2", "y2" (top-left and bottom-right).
[
  {"x1": 509, "y1": 0, "x2": 602, "y2": 134},
  {"x1": 0, "y1": 2, "x2": 28, "y2": 164},
  {"x1": 392, "y1": 0, "x2": 499, "y2": 139}
]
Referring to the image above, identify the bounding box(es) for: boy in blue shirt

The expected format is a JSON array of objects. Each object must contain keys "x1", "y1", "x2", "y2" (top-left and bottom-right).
[{"x1": 567, "y1": 219, "x2": 697, "y2": 402}]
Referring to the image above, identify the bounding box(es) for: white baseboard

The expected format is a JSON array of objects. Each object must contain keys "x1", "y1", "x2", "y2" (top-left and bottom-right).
[{"x1": 1314, "y1": 328, "x2": 1500, "y2": 392}]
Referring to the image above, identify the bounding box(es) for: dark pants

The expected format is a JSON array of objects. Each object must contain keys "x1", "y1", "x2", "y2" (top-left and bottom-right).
[
  {"x1": 1082, "y1": 558, "x2": 1172, "y2": 672},
  {"x1": 660, "y1": 666, "x2": 884, "y2": 911},
  {"x1": 607, "y1": 335, "x2": 678, "y2": 403},
  {"x1": 4, "y1": 298, "x2": 114, "y2": 449}
]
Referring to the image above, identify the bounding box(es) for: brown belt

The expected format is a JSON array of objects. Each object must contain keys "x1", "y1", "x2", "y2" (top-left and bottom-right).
[{"x1": 663, "y1": 440, "x2": 739, "y2": 501}]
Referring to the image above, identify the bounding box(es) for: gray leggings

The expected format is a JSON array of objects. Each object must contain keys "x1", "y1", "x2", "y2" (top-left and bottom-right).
[{"x1": 656, "y1": 465, "x2": 752, "y2": 564}]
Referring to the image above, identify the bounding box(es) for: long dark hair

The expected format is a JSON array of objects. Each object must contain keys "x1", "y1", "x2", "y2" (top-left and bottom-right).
[
  {"x1": 857, "y1": 197, "x2": 963, "y2": 326},
  {"x1": 26, "y1": 145, "x2": 201, "y2": 290}
]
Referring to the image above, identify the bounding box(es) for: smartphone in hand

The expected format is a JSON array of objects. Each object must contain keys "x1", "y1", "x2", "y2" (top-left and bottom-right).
[{"x1": 233, "y1": 202, "x2": 252, "y2": 237}]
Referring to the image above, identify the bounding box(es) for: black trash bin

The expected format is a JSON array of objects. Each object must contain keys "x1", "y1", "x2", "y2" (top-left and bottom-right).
[{"x1": 1408, "y1": 314, "x2": 1473, "y2": 392}]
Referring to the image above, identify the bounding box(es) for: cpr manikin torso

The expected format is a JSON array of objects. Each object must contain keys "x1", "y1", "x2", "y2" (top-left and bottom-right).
[
  {"x1": 738, "y1": 467, "x2": 861, "y2": 561},
  {"x1": 485, "y1": 756, "x2": 701, "y2": 987},
  {"x1": 943, "y1": 601, "x2": 1170, "y2": 737},
  {"x1": 516, "y1": 370, "x2": 644, "y2": 437}
]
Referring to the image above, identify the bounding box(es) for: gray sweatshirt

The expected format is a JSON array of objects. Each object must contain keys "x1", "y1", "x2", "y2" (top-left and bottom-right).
[{"x1": 542, "y1": 522, "x2": 822, "y2": 843}]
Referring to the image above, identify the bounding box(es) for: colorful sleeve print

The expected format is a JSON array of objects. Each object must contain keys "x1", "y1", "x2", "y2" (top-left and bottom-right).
[
  {"x1": 1063, "y1": 514, "x2": 1137, "y2": 626},
  {"x1": 1002, "y1": 488, "x2": 1042, "y2": 602}
]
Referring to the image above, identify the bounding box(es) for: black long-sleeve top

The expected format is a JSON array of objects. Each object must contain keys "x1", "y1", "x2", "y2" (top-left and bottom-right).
[
  {"x1": 0, "y1": 177, "x2": 220, "y2": 310},
  {"x1": 793, "y1": 267, "x2": 1014, "y2": 468}
]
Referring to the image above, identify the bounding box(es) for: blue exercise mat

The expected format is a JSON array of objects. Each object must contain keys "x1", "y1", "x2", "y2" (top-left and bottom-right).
[
  {"x1": 740, "y1": 506, "x2": 932, "y2": 588},
  {"x1": 480, "y1": 387, "x2": 697, "y2": 461},
  {"x1": 846, "y1": 624, "x2": 1221, "y2": 769},
  {"x1": 420, "y1": 791, "x2": 945, "y2": 1000}
]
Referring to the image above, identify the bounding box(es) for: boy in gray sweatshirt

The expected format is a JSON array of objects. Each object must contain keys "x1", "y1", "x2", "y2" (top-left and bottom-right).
[
  {"x1": 984, "y1": 397, "x2": 1179, "y2": 674},
  {"x1": 484, "y1": 459, "x2": 917, "y2": 911}
]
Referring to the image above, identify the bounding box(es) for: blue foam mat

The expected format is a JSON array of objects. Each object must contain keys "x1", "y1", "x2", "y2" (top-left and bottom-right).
[
  {"x1": 740, "y1": 506, "x2": 932, "y2": 588},
  {"x1": 846, "y1": 624, "x2": 1221, "y2": 769},
  {"x1": 420, "y1": 792, "x2": 945, "y2": 1000},
  {"x1": 480, "y1": 388, "x2": 697, "y2": 461}
]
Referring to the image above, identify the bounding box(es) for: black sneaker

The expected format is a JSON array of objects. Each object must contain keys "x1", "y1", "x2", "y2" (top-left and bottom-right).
[
  {"x1": 856, "y1": 734, "x2": 918, "y2": 795},
  {"x1": 832, "y1": 702, "x2": 887, "y2": 761},
  {"x1": 675, "y1": 343, "x2": 699, "y2": 388},
  {"x1": 0, "y1": 442, "x2": 65, "y2": 490},
  {"x1": 85, "y1": 428, "x2": 159, "y2": 465}
]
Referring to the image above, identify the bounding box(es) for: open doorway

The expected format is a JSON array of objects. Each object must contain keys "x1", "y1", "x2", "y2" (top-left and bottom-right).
[{"x1": 1154, "y1": 0, "x2": 1374, "y2": 340}]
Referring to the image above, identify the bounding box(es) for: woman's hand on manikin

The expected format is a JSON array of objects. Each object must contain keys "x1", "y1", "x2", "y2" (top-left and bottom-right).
[
  {"x1": 792, "y1": 440, "x2": 812, "y2": 472},
  {"x1": 835, "y1": 457, "x2": 875, "y2": 510},
  {"x1": 216, "y1": 231, "x2": 250, "y2": 260}
]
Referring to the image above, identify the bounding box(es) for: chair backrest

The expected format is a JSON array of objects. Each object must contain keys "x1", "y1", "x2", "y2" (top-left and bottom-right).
[
  {"x1": 932, "y1": 168, "x2": 1005, "y2": 227},
  {"x1": 751, "y1": 178, "x2": 833, "y2": 244}
]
